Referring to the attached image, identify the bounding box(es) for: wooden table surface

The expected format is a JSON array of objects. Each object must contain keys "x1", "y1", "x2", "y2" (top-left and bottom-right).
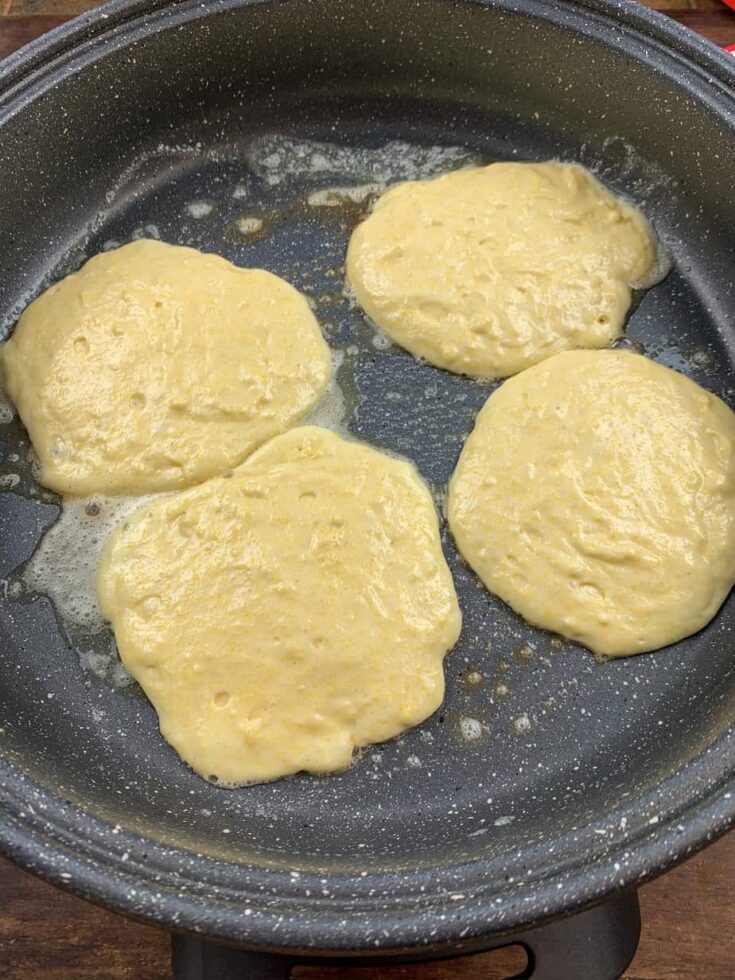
[{"x1": 1, "y1": 0, "x2": 734, "y2": 977}]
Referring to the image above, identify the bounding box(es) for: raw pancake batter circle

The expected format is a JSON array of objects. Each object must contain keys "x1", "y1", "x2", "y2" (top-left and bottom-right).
[
  {"x1": 448, "y1": 350, "x2": 735, "y2": 657},
  {"x1": 1, "y1": 239, "x2": 332, "y2": 495},
  {"x1": 97, "y1": 426, "x2": 462, "y2": 786},
  {"x1": 346, "y1": 161, "x2": 660, "y2": 378}
]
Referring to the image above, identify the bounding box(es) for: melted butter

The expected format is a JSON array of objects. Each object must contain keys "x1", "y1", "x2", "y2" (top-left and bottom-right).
[{"x1": 22, "y1": 494, "x2": 151, "y2": 634}]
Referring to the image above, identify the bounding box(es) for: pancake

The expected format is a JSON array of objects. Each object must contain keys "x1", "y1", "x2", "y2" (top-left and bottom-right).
[
  {"x1": 448, "y1": 350, "x2": 735, "y2": 657},
  {"x1": 346, "y1": 161, "x2": 661, "y2": 377},
  {"x1": 97, "y1": 426, "x2": 462, "y2": 785},
  {"x1": 1, "y1": 240, "x2": 331, "y2": 495}
]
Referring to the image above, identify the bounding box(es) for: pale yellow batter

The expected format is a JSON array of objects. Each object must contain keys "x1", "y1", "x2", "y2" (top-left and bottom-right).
[
  {"x1": 97, "y1": 427, "x2": 462, "y2": 785},
  {"x1": 1, "y1": 240, "x2": 331, "y2": 495},
  {"x1": 448, "y1": 350, "x2": 735, "y2": 658},
  {"x1": 346, "y1": 162, "x2": 660, "y2": 378}
]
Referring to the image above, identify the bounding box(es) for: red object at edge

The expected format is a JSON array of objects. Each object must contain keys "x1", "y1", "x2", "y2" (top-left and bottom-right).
[{"x1": 721, "y1": 0, "x2": 735, "y2": 11}]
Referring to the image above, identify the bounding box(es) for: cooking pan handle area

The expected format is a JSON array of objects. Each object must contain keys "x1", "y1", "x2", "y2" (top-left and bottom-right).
[
  {"x1": 171, "y1": 889, "x2": 640, "y2": 980},
  {"x1": 513, "y1": 889, "x2": 641, "y2": 979},
  {"x1": 171, "y1": 941, "x2": 296, "y2": 979}
]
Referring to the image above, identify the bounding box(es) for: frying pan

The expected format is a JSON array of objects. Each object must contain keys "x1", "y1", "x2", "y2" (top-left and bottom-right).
[{"x1": 0, "y1": 1, "x2": 734, "y2": 978}]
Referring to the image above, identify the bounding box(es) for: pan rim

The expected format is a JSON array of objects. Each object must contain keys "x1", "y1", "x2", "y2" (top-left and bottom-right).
[
  {"x1": 1, "y1": 747, "x2": 734, "y2": 949},
  {"x1": 0, "y1": 0, "x2": 734, "y2": 951},
  {"x1": 2, "y1": 0, "x2": 735, "y2": 110}
]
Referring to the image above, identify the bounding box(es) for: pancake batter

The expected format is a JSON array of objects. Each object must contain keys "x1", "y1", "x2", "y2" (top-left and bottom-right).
[
  {"x1": 448, "y1": 350, "x2": 735, "y2": 657},
  {"x1": 346, "y1": 161, "x2": 661, "y2": 377},
  {"x1": 1, "y1": 240, "x2": 331, "y2": 495},
  {"x1": 97, "y1": 426, "x2": 462, "y2": 785}
]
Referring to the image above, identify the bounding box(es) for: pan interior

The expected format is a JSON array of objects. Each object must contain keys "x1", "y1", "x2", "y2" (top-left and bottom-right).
[{"x1": 0, "y1": 0, "x2": 734, "y2": 891}]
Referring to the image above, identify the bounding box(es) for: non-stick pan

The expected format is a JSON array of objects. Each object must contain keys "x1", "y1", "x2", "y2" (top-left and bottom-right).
[{"x1": 1, "y1": 1, "x2": 734, "y2": 977}]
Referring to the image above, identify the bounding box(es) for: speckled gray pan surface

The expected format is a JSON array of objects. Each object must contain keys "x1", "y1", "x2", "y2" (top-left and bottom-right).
[{"x1": 0, "y1": 0, "x2": 734, "y2": 955}]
